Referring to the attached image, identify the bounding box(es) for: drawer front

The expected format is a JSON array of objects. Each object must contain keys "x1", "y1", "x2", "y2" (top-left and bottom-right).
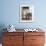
[
  {"x1": 32, "y1": 36, "x2": 45, "y2": 44},
  {"x1": 24, "y1": 32, "x2": 44, "y2": 36},
  {"x1": 3, "y1": 32, "x2": 23, "y2": 36},
  {"x1": 3, "y1": 43, "x2": 16, "y2": 46},
  {"x1": 32, "y1": 44, "x2": 44, "y2": 46},
  {"x1": 3, "y1": 36, "x2": 23, "y2": 44},
  {"x1": 3, "y1": 43, "x2": 23, "y2": 46}
]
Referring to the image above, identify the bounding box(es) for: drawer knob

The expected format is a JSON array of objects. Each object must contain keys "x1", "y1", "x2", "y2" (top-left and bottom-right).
[
  {"x1": 9, "y1": 37, "x2": 14, "y2": 40},
  {"x1": 32, "y1": 39, "x2": 36, "y2": 40}
]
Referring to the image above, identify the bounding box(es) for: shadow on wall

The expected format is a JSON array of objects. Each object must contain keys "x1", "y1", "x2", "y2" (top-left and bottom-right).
[{"x1": 0, "y1": 24, "x2": 6, "y2": 43}]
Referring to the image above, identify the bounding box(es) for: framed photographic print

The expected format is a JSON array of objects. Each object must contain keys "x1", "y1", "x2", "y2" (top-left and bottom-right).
[{"x1": 20, "y1": 4, "x2": 34, "y2": 22}]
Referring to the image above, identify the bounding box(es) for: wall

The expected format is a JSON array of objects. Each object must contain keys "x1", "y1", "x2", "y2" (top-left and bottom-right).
[
  {"x1": 0, "y1": 0, "x2": 46, "y2": 43},
  {"x1": 0, "y1": 0, "x2": 46, "y2": 29}
]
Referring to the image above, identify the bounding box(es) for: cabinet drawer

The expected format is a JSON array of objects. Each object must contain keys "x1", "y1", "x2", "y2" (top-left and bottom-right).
[
  {"x1": 32, "y1": 36, "x2": 45, "y2": 44},
  {"x1": 3, "y1": 44, "x2": 15, "y2": 46},
  {"x1": 3, "y1": 43, "x2": 23, "y2": 46},
  {"x1": 24, "y1": 32, "x2": 44, "y2": 36},
  {"x1": 32, "y1": 44, "x2": 44, "y2": 46},
  {"x1": 3, "y1": 36, "x2": 23, "y2": 44},
  {"x1": 3, "y1": 32, "x2": 23, "y2": 36}
]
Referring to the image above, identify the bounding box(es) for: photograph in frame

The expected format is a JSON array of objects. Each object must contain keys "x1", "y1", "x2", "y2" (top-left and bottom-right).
[{"x1": 20, "y1": 4, "x2": 34, "y2": 22}]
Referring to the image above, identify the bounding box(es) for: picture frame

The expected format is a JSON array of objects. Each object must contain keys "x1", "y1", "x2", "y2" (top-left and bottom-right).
[{"x1": 20, "y1": 4, "x2": 34, "y2": 22}]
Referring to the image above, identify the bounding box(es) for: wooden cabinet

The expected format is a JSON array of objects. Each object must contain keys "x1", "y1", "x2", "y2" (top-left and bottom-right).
[{"x1": 2, "y1": 32, "x2": 45, "y2": 46}]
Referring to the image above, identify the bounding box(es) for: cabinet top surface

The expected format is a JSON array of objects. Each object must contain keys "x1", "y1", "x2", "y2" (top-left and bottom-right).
[{"x1": 4, "y1": 29, "x2": 45, "y2": 32}]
